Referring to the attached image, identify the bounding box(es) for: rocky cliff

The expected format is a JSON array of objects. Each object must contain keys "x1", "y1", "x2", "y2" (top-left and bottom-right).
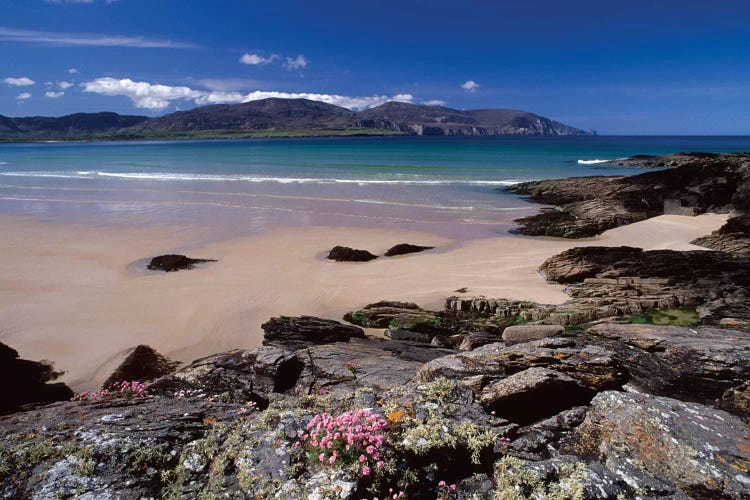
[{"x1": 355, "y1": 102, "x2": 592, "y2": 136}]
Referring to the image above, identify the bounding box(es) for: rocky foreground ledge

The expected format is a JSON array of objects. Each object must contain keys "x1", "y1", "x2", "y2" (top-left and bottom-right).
[{"x1": 1, "y1": 305, "x2": 749, "y2": 499}]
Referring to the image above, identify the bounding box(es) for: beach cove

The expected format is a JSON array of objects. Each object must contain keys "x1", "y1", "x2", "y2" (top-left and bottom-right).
[{"x1": 0, "y1": 211, "x2": 727, "y2": 391}]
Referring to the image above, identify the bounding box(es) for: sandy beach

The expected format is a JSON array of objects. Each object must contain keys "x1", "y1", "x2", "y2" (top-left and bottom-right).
[{"x1": 0, "y1": 212, "x2": 727, "y2": 391}]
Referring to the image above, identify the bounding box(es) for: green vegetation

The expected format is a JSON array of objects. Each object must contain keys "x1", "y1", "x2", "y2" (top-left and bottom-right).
[{"x1": 618, "y1": 307, "x2": 700, "y2": 327}]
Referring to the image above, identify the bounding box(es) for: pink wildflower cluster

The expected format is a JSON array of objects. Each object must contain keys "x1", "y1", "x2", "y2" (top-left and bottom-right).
[
  {"x1": 73, "y1": 380, "x2": 148, "y2": 401},
  {"x1": 296, "y1": 409, "x2": 389, "y2": 475},
  {"x1": 436, "y1": 480, "x2": 457, "y2": 499}
]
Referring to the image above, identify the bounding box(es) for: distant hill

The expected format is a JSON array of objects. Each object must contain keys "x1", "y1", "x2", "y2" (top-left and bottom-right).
[
  {"x1": 355, "y1": 101, "x2": 590, "y2": 136},
  {"x1": 0, "y1": 99, "x2": 593, "y2": 141},
  {"x1": 136, "y1": 99, "x2": 354, "y2": 133},
  {"x1": 0, "y1": 112, "x2": 148, "y2": 140}
]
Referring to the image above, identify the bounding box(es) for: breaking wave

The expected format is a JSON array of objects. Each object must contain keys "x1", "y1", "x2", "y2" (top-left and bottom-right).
[{"x1": 0, "y1": 170, "x2": 523, "y2": 186}]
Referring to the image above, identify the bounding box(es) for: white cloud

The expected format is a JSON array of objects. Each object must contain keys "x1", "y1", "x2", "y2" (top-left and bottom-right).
[
  {"x1": 423, "y1": 99, "x2": 447, "y2": 106},
  {"x1": 81, "y1": 78, "x2": 202, "y2": 110},
  {"x1": 193, "y1": 90, "x2": 414, "y2": 110},
  {"x1": 461, "y1": 80, "x2": 479, "y2": 93},
  {"x1": 239, "y1": 53, "x2": 278, "y2": 65},
  {"x1": 68, "y1": 68, "x2": 78, "y2": 74},
  {"x1": 4, "y1": 76, "x2": 35, "y2": 86},
  {"x1": 284, "y1": 54, "x2": 307, "y2": 71},
  {"x1": 57, "y1": 81, "x2": 74, "y2": 89},
  {"x1": 45, "y1": 91, "x2": 64, "y2": 98},
  {"x1": 0, "y1": 27, "x2": 196, "y2": 48},
  {"x1": 81, "y1": 76, "x2": 414, "y2": 111},
  {"x1": 16, "y1": 92, "x2": 31, "y2": 100}
]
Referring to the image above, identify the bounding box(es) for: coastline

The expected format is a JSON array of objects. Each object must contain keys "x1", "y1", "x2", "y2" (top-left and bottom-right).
[{"x1": 0, "y1": 212, "x2": 726, "y2": 391}]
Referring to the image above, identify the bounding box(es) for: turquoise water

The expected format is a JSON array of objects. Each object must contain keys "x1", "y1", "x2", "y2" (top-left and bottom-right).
[{"x1": 1, "y1": 136, "x2": 748, "y2": 240}]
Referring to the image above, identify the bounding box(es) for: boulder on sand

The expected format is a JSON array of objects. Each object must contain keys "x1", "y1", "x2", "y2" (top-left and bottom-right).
[
  {"x1": 326, "y1": 246, "x2": 378, "y2": 262},
  {"x1": 384, "y1": 243, "x2": 434, "y2": 257},
  {"x1": 147, "y1": 254, "x2": 217, "y2": 272}
]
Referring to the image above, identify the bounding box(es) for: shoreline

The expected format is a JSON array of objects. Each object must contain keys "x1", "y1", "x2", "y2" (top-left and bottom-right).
[{"x1": 0, "y1": 212, "x2": 727, "y2": 391}]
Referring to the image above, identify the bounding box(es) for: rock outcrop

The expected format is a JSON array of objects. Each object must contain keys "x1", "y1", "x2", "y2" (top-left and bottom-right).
[
  {"x1": 509, "y1": 152, "x2": 750, "y2": 238},
  {"x1": 583, "y1": 323, "x2": 750, "y2": 406},
  {"x1": 147, "y1": 254, "x2": 217, "y2": 272},
  {"x1": 416, "y1": 338, "x2": 626, "y2": 411},
  {"x1": 2, "y1": 309, "x2": 749, "y2": 499},
  {"x1": 0, "y1": 342, "x2": 73, "y2": 415},
  {"x1": 261, "y1": 315, "x2": 366, "y2": 351},
  {"x1": 443, "y1": 245, "x2": 750, "y2": 331}
]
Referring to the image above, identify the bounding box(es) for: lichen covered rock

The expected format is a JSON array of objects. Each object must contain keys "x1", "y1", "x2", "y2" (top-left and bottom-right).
[{"x1": 568, "y1": 391, "x2": 750, "y2": 499}]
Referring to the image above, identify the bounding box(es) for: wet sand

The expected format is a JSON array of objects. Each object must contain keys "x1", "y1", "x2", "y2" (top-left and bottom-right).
[{"x1": 0, "y1": 212, "x2": 727, "y2": 391}]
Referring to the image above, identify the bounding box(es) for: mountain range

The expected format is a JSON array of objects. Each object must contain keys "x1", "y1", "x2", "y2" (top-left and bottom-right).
[{"x1": 0, "y1": 99, "x2": 594, "y2": 141}]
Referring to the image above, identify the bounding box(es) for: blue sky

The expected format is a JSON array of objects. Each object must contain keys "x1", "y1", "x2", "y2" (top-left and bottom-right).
[{"x1": 1, "y1": 0, "x2": 749, "y2": 134}]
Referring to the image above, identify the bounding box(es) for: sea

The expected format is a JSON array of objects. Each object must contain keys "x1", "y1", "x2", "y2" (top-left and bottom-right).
[{"x1": 1, "y1": 135, "x2": 749, "y2": 241}]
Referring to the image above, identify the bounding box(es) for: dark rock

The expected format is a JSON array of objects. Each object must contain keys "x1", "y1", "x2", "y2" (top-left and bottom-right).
[
  {"x1": 692, "y1": 213, "x2": 750, "y2": 256},
  {"x1": 102, "y1": 345, "x2": 180, "y2": 389},
  {"x1": 457, "y1": 331, "x2": 503, "y2": 350},
  {"x1": 502, "y1": 324, "x2": 565, "y2": 342},
  {"x1": 508, "y1": 407, "x2": 588, "y2": 460},
  {"x1": 567, "y1": 391, "x2": 750, "y2": 499},
  {"x1": 509, "y1": 153, "x2": 750, "y2": 238},
  {"x1": 147, "y1": 254, "x2": 217, "y2": 272},
  {"x1": 148, "y1": 349, "x2": 267, "y2": 406},
  {"x1": 445, "y1": 296, "x2": 556, "y2": 323},
  {"x1": 697, "y1": 288, "x2": 750, "y2": 329},
  {"x1": 478, "y1": 367, "x2": 595, "y2": 426},
  {"x1": 293, "y1": 338, "x2": 453, "y2": 395},
  {"x1": 344, "y1": 301, "x2": 452, "y2": 334},
  {"x1": 261, "y1": 315, "x2": 365, "y2": 351},
  {"x1": 604, "y1": 151, "x2": 720, "y2": 168},
  {"x1": 541, "y1": 246, "x2": 750, "y2": 285},
  {"x1": 326, "y1": 246, "x2": 377, "y2": 262},
  {"x1": 253, "y1": 345, "x2": 304, "y2": 393},
  {"x1": 0, "y1": 342, "x2": 73, "y2": 415},
  {"x1": 584, "y1": 323, "x2": 750, "y2": 409},
  {"x1": 540, "y1": 246, "x2": 644, "y2": 284},
  {"x1": 416, "y1": 338, "x2": 626, "y2": 396},
  {"x1": 534, "y1": 245, "x2": 750, "y2": 329},
  {"x1": 386, "y1": 329, "x2": 433, "y2": 343},
  {"x1": 383, "y1": 243, "x2": 435, "y2": 257}
]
